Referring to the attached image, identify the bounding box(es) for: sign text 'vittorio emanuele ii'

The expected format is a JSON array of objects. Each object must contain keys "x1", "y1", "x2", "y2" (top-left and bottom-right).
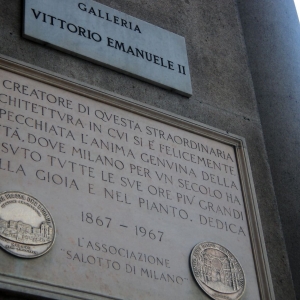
[{"x1": 23, "y1": 0, "x2": 192, "y2": 97}]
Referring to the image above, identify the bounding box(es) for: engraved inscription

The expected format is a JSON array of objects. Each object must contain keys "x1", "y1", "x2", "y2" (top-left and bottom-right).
[{"x1": 0, "y1": 69, "x2": 261, "y2": 299}]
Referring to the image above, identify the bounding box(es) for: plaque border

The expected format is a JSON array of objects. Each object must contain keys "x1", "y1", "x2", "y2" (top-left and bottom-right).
[{"x1": 0, "y1": 54, "x2": 275, "y2": 300}]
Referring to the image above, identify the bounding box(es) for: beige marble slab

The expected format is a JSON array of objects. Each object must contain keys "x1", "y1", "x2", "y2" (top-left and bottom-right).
[{"x1": 0, "y1": 61, "x2": 272, "y2": 299}]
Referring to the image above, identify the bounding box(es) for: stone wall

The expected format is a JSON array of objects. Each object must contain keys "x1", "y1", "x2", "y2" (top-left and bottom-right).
[{"x1": 238, "y1": 0, "x2": 300, "y2": 298}]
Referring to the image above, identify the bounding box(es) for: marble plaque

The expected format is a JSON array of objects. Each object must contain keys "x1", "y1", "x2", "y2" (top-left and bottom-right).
[
  {"x1": 0, "y1": 58, "x2": 273, "y2": 300},
  {"x1": 23, "y1": 0, "x2": 192, "y2": 97}
]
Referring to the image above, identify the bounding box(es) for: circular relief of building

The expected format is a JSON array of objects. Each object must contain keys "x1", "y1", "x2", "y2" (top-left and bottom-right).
[
  {"x1": 0, "y1": 191, "x2": 55, "y2": 258},
  {"x1": 190, "y1": 241, "x2": 245, "y2": 300}
]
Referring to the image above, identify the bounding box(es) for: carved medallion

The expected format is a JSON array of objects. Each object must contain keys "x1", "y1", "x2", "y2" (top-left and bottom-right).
[
  {"x1": 0, "y1": 191, "x2": 55, "y2": 258},
  {"x1": 190, "y1": 242, "x2": 245, "y2": 300}
]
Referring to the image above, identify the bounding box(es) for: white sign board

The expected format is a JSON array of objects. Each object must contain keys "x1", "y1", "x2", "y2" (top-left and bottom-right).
[{"x1": 23, "y1": 0, "x2": 192, "y2": 97}]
